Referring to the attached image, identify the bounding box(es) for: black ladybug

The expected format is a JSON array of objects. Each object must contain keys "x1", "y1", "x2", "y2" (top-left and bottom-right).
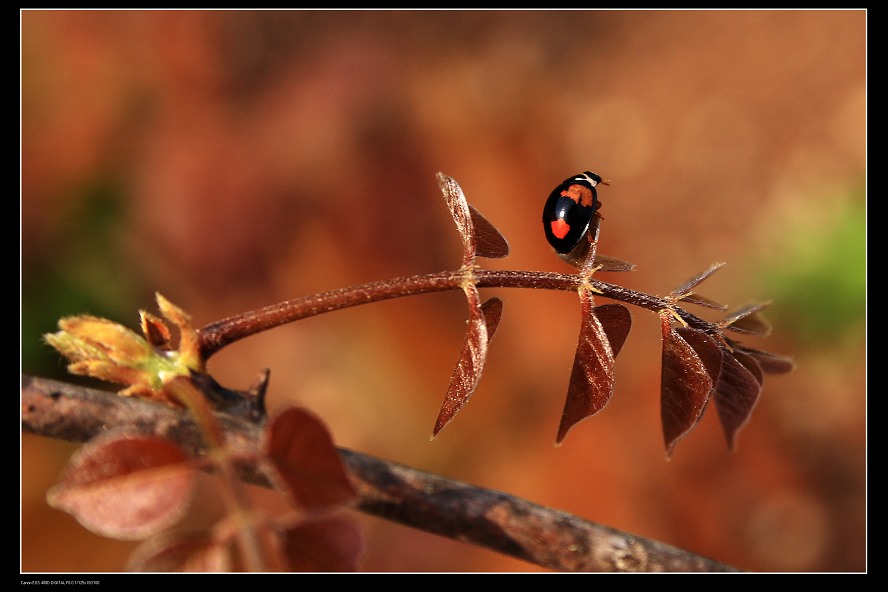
[{"x1": 542, "y1": 171, "x2": 605, "y2": 254}]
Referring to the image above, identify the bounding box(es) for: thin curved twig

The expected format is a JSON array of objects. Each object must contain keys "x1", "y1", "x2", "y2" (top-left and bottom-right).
[
  {"x1": 21, "y1": 374, "x2": 740, "y2": 573},
  {"x1": 196, "y1": 269, "x2": 721, "y2": 359}
]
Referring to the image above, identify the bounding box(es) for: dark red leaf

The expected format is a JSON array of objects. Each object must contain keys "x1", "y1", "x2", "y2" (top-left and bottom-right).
[
  {"x1": 266, "y1": 407, "x2": 357, "y2": 511},
  {"x1": 469, "y1": 205, "x2": 509, "y2": 259},
  {"x1": 713, "y1": 351, "x2": 764, "y2": 450},
  {"x1": 47, "y1": 434, "x2": 196, "y2": 540},
  {"x1": 660, "y1": 321, "x2": 723, "y2": 458},
  {"x1": 282, "y1": 516, "x2": 365, "y2": 572},
  {"x1": 481, "y1": 296, "x2": 504, "y2": 336},
  {"x1": 669, "y1": 262, "x2": 726, "y2": 297},
  {"x1": 127, "y1": 532, "x2": 230, "y2": 572},
  {"x1": 719, "y1": 302, "x2": 773, "y2": 336},
  {"x1": 733, "y1": 348, "x2": 764, "y2": 385},
  {"x1": 555, "y1": 292, "x2": 629, "y2": 444},
  {"x1": 680, "y1": 293, "x2": 728, "y2": 310},
  {"x1": 733, "y1": 345, "x2": 796, "y2": 374},
  {"x1": 677, "y1": 327, "x2": 724, "y2": 384},
  {"x1": 432, "y1": 293, "x2": 503, "y2": 437},
  {"x1": 438, "y1": 172, "x2": 476, "y2": 266},
  {"x1": 594, "y1": 303, "x2": 632, "y2": 356},
  {"x1": 591, "y1": 253, "x2": 636, "y2": 272},
  {"x1": 439, "y1": 173, "x2": 509, "y2": 261}
]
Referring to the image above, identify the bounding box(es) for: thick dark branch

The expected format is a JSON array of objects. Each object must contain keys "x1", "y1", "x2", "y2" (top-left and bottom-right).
[{"x1": 22, "y1": 375, "x2": 739, "y2": 573}]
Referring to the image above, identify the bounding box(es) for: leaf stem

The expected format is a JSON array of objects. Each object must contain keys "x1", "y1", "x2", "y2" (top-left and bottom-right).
[{"x1": 197, "y1": 269, "x2": 722, "y2": 360}]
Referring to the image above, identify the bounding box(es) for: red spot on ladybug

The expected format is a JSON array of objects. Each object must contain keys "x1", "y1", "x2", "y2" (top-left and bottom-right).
[
  {"x1": 542, "y1": 171, "x2": 605, "y2": 255},
  {"x1": 561, "y1": 184, "x2": 596, "y2": 208},
  {"x1": 550, "y1": 218, "x2": 570, "y2": 239}
]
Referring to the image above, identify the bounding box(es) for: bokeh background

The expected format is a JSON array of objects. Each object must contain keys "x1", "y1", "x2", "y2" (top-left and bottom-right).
[{"x1": 22, "y1": 10, "x2": 866, "y2": 572}]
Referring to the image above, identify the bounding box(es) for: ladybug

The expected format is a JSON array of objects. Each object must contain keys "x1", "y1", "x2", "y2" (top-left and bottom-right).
[{"x1": 542, "y1": 171, "x2": 605, "y2": 254}]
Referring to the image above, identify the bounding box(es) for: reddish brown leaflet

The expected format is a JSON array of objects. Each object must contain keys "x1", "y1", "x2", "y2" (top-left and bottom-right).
[
  {"x1": 282, "y1": 516, "x2": 365, "y2": 572},
  {"x1": 46, "y1": 433, "x2": 197, "y2": 540},
  {"x1": 711, "y1": 349, "x2": 763, "y2": 450},
  {"x1": 470, "y1": 205, "x2": 510, "y2": 259},
  {"x1": 658, "y1": 266, "x2": 726, "y2": 457},
  {"x1": 438, "y1": 172, "x2": 509, "y2": 264},
  {"x1": 127, "y1": 532, "x2": 231, "y2": 572},
  {"x1": 657, "y1": 267, "x2": 794, "y2": 452},
  {"x1": 433, "y1": 293, "x2": 503, "y2": 437},
  {"x1": 556, "y1": 296, "x2": 632, "y2": 444},
  {"x1": 719, "y1": 302, "x2": 773, "y2": 337},
  {"x1": 732, "y1": 345, "x2": 796, "y2": 375},
  {"x1": 432, "y1": 173, "x2": 508, "y2": 437},
  {"x1": 265, "y1": 407, "x2": 358, "y2": 511},
  {"x1": 660, "y1": 321, "x2": 723, "y2": 458}
]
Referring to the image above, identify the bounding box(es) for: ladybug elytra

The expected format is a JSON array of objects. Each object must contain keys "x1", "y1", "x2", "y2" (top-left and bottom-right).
[{"x1": 542, "y1": 171, "x2": 605, "y2": 255}]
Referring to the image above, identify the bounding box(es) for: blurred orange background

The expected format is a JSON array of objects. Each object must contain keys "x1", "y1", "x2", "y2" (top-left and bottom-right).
[{"x1": 22, "y1": 10, "x2": 866, "y2": 572}]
